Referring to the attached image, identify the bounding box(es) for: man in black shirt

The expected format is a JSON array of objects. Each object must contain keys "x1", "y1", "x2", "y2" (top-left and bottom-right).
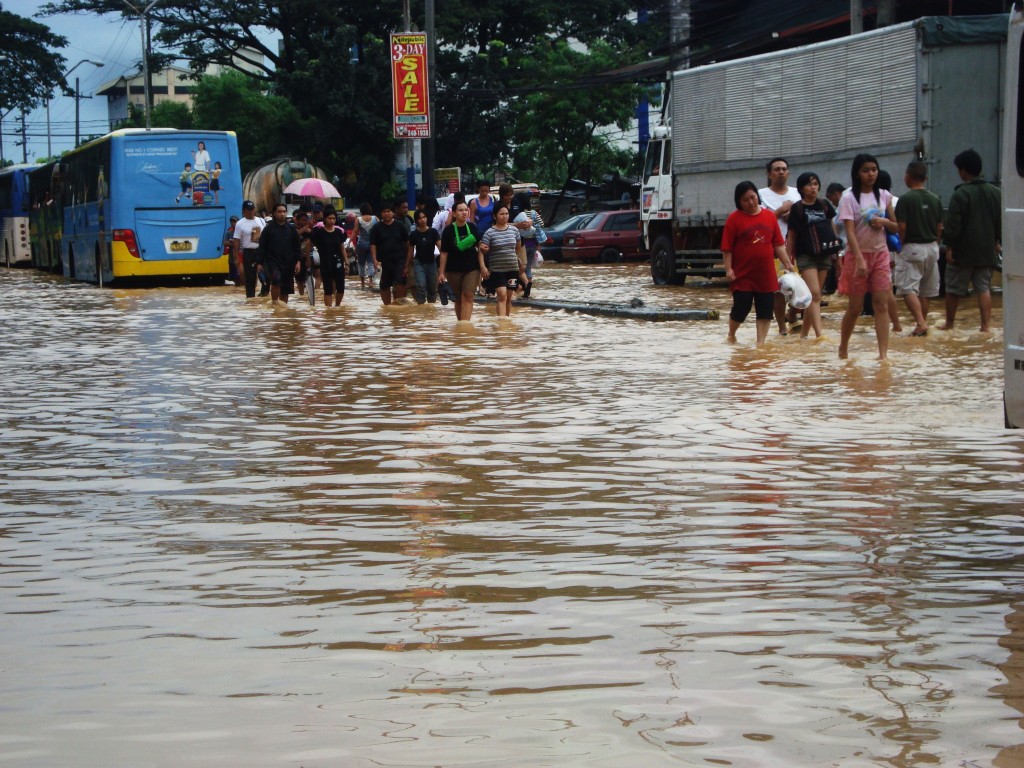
[
  {"x1": 370, "y1": 203, "x2": 410, "y2": 305},
  {"x1": 257, "y1": 203, "x2": 303, "y2": 304}
]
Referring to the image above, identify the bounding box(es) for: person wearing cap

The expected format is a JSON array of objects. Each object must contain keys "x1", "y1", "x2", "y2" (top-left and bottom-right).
[{"x1": 232, "y1": 200, "x2": 264, "y2": 298}]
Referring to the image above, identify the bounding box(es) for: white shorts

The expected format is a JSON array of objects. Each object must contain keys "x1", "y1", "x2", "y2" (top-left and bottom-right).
[{"x1": 894, "y1": 242, "x2": 940, "y2": 298}]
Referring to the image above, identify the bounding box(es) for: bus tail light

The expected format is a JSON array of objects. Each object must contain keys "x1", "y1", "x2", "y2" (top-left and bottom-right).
[{"x1": 113, "y1": 229, "x2": 141, "y2": 259}]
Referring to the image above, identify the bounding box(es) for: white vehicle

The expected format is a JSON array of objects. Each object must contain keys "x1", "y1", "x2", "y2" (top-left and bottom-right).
[
  {"x1": 0, "y1": 163, "x2": 40, "y2": 267},
  {"x1": 642, "y1": 15, "x2": 1008, "y2": 285},
  {"x1": 1003, "y1": 7, "x2": 1024, "y2": 428}
]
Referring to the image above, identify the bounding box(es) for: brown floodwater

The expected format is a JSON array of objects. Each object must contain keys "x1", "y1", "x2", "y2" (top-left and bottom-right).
[{"x1": 1, "y1": 263, "x2": 1023, "y2": 768}]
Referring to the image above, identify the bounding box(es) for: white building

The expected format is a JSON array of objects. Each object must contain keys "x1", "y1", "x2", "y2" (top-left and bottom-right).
[{"x1": 96, "y1": 47, "x2": 266, "y2": 129}]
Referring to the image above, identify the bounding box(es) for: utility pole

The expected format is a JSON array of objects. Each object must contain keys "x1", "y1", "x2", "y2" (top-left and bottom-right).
[
  {"x1": 877, "y1": 0, "x2": 896, "y2": 26},
  {"x1": 403, "y1": 0, "x2": 416, "y2": 208},
  {"x1": 669, "y1": 0, "x2": 691, "y2": 71},
  {"x1": 851, "y1": 0, "x2": 863, "y2": 34},
  {"x1": 123, "y1": 0, "x2": 162, "y2": 130},
  {"x1": 20, "y1": 111, "x2": 27, "y2": 163},
  {"x1": 423, "y1": 0, "x2": 435, "y2": 200}
]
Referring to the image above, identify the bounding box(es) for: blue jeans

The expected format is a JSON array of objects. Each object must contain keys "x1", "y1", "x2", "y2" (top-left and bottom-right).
[
  {"x1": 356, "y1": 241, "x2": 374, "y2": 278},
  {"x1": 523, "y1": 238, "x2": 538, "y2": 280},
  {"x1": 413, "y1": 259, "x2": 438, "y2": 303}
]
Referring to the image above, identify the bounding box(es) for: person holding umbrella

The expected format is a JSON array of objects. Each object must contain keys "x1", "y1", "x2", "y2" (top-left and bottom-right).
[{"x1": 309, "y1": 205, "x2": 349, "y2": 307}]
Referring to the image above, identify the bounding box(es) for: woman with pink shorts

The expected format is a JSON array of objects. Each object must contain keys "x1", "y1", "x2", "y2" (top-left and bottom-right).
[{"x1": 837, "y1": 153, "x2": 900, "y2": 360}]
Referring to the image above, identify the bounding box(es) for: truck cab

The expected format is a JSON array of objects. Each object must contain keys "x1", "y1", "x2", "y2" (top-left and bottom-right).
[{"x1": 641, "y1": 122, "x2": 726, "y2": 285}]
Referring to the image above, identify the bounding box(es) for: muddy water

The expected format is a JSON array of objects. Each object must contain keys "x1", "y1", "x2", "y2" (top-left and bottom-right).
[{"x1": 1, "y1": 264, "x2": 1023, "y2": 768}]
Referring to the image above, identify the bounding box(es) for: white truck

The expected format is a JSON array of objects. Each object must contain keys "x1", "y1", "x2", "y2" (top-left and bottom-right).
[{"x1": 642, "y1": 14, "x2": 1008, "y2": 285}]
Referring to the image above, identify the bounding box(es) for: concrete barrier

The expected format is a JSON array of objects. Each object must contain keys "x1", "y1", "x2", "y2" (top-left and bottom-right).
[{"x1": 473, "y1": 295, "x2": 719, "y2": 321}]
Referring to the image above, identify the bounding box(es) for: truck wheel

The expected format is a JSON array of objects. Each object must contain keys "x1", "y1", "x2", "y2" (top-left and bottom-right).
[
  {"x1": 650, "y1": 236, "x2": 684, "y2": 285},
  {"x1": 599, "y1": 247, "x2": 621, "y2": 263}
]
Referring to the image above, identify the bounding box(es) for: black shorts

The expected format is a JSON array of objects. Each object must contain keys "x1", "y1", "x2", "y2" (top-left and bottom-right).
[
  {"x1": 321, "y1": 270, "x2": 345, "y2": 296},
  {"x1": 483, "y1": 270, "x2": 519, "y2": 294},
  {"x1": 730, "y1": 290, "x2": 774, "y2": 323},
  {"x1": 264, "y1": 261, "x2": 295, "y2": 295},
  {"x1": 379, "y1": 259, "x2": 406, "y2": 291}
]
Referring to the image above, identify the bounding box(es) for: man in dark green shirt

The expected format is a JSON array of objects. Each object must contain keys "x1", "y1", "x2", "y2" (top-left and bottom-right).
[
  {"x1": 941, "y1": 149, "x2": 1001, "y2": 332},
  {"x1": 894, "y1": 161, "x2": 944, "y2": 336}
]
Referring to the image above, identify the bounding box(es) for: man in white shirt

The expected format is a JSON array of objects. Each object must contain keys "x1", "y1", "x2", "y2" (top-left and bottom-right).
[
  {"x1": 758, "y1": 157, "x2": 801, "y2": 335},
  {"x1": 232, "y1": 200, "x2": 265, "y2": 298}
]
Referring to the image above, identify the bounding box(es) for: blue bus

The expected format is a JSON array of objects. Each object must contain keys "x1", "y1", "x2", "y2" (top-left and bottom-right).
[
  {"x1": 58, "y1": 129, "x2": 242, "y2": 284},
  {"x1": 0, "y1": 163, "x2": 40, "y2": 267},
  {"x1": 27, "y1": 162, "x2": 62, "y2": 273}
]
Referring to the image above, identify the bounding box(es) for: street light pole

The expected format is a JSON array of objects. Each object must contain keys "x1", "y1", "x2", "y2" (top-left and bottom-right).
[
  {"x1": 60, "y1": 59, "x2": 105, "y2": 149},
  {"x1": 122, "y1": 0, "x2": 162, "y2": 130}
]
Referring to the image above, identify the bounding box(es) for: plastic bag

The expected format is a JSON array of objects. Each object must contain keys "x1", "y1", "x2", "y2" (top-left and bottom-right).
[
  {"x1": 533, "y1": 251, "x2": 544, "y2": 265},
  {"x1": 778, "y1": 272, "x2": 812, "y2": 310}
]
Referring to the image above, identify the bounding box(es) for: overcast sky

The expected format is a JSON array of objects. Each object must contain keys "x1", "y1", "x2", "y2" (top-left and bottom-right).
[
  {"x1": 3, "y1": 1, "x2": 278, "y2": 162},
  {"x1": 3, "y1": 0, "x2": 144, "y2": 161}
]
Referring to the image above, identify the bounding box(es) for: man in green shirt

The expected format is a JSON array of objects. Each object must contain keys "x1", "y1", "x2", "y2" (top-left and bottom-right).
[
  {"x1": 895, "y1": 161, "x2": 944, "y2": 336},
  {"x1": 941, "y1": 148, "x2": 1001, "y2": 332}
]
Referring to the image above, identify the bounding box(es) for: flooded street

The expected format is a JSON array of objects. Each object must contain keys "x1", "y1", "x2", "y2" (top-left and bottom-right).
[{"x1": 1, "y1": 263, "x2": 1023, "y2": 768}]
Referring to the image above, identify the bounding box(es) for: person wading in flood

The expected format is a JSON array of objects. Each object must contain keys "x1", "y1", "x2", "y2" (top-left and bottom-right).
[
  {"x1": 232, "y1": 200, "x2": 263, "y2": 299},
  {"x1": 309, "y1": 206, "x2": 349, "y2": 308},
  {"x1": 759, "y1": 157, "x2": 802, "y2": 336},
  {"x1": 256, "y1": 203, "x2": 302, "y2": 305},
  {"x1": 940, "y1": 148, "x2": 1001, "y2": 333},
  {"x1": 837, "y1": 153, "x2": 899, "y2": 360},
  {"x1": 438, "y1": 201, "x2": 481, "y2": 322},
  {"x1": 370, "y1": 203, "x2": 410, "y2": 306}
]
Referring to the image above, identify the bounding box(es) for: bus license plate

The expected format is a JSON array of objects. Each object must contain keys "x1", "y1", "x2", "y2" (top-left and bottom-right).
[{"x1": 165, "y1": 238, "x2": 198, "y2": 254}]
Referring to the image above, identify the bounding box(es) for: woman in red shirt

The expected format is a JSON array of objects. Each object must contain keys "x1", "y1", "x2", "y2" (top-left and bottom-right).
[{"x1": 722, "y1": 181, "x2": 796, "y2": 344}]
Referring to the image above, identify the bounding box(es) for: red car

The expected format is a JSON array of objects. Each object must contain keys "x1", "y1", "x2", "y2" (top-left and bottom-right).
[{"x1": 561, "y1": 209, "x2": 642, "y2": 262}]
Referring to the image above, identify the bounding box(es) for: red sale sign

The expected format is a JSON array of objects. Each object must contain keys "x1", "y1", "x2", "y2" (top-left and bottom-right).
[{"x1": 391, "y1": 33, "x2": 431, "y2": 139}]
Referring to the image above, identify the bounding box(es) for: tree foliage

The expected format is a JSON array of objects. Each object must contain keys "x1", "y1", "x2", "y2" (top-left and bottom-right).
[
  {"x1": 121, "y1": 100, "x2": 194, "y2": 130},
  {"x1": 188, "y1": 70, "x2": 304, "y2": 172},
  {"x1": 512, "y1": 40, "x2": 642, "y2": 217},
  {"x1": 1, "y1": 3, "x2": 68, "y2": 114},
  {"x1": 41, "y1": 0, "x2": 664, "y2": 202}
]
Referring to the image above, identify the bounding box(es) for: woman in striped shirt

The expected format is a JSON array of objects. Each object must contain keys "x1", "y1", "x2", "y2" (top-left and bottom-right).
[{"x1": 479, "y1": 205, "x2": 528, "y2": 317}]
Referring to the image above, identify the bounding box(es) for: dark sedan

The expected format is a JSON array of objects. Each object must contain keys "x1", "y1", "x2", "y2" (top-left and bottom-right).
[{"x1": 538, "y1": 213, "x2": 596, "y2": 262}]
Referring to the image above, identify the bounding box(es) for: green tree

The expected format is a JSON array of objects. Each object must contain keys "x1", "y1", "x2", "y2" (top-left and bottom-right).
[
  {"x1": 120, "y1": 100, "x2": 194, "y2": 130},
  {"x1": 513, "y1": 40, "x2": 643, "y2": 218},
  {"x1": 1, "y1": 3, "x2": 68, "y2": 113},
  {"x1": 188, "y1": 70, "x2": 306, "y2": 172},
  {"x1": 42, "y1": 0, "x2": 665, "y2": 202}
]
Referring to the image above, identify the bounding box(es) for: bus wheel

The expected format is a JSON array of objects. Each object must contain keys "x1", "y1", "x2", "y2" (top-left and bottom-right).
[{"x1": 651, "y1": 236, "x2": 683, "y2": 285}]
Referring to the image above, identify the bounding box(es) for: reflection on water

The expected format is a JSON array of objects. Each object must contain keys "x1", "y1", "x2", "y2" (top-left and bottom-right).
[{"x1": 1, "y1": 266, "x2": 1023, "y2": 767}]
